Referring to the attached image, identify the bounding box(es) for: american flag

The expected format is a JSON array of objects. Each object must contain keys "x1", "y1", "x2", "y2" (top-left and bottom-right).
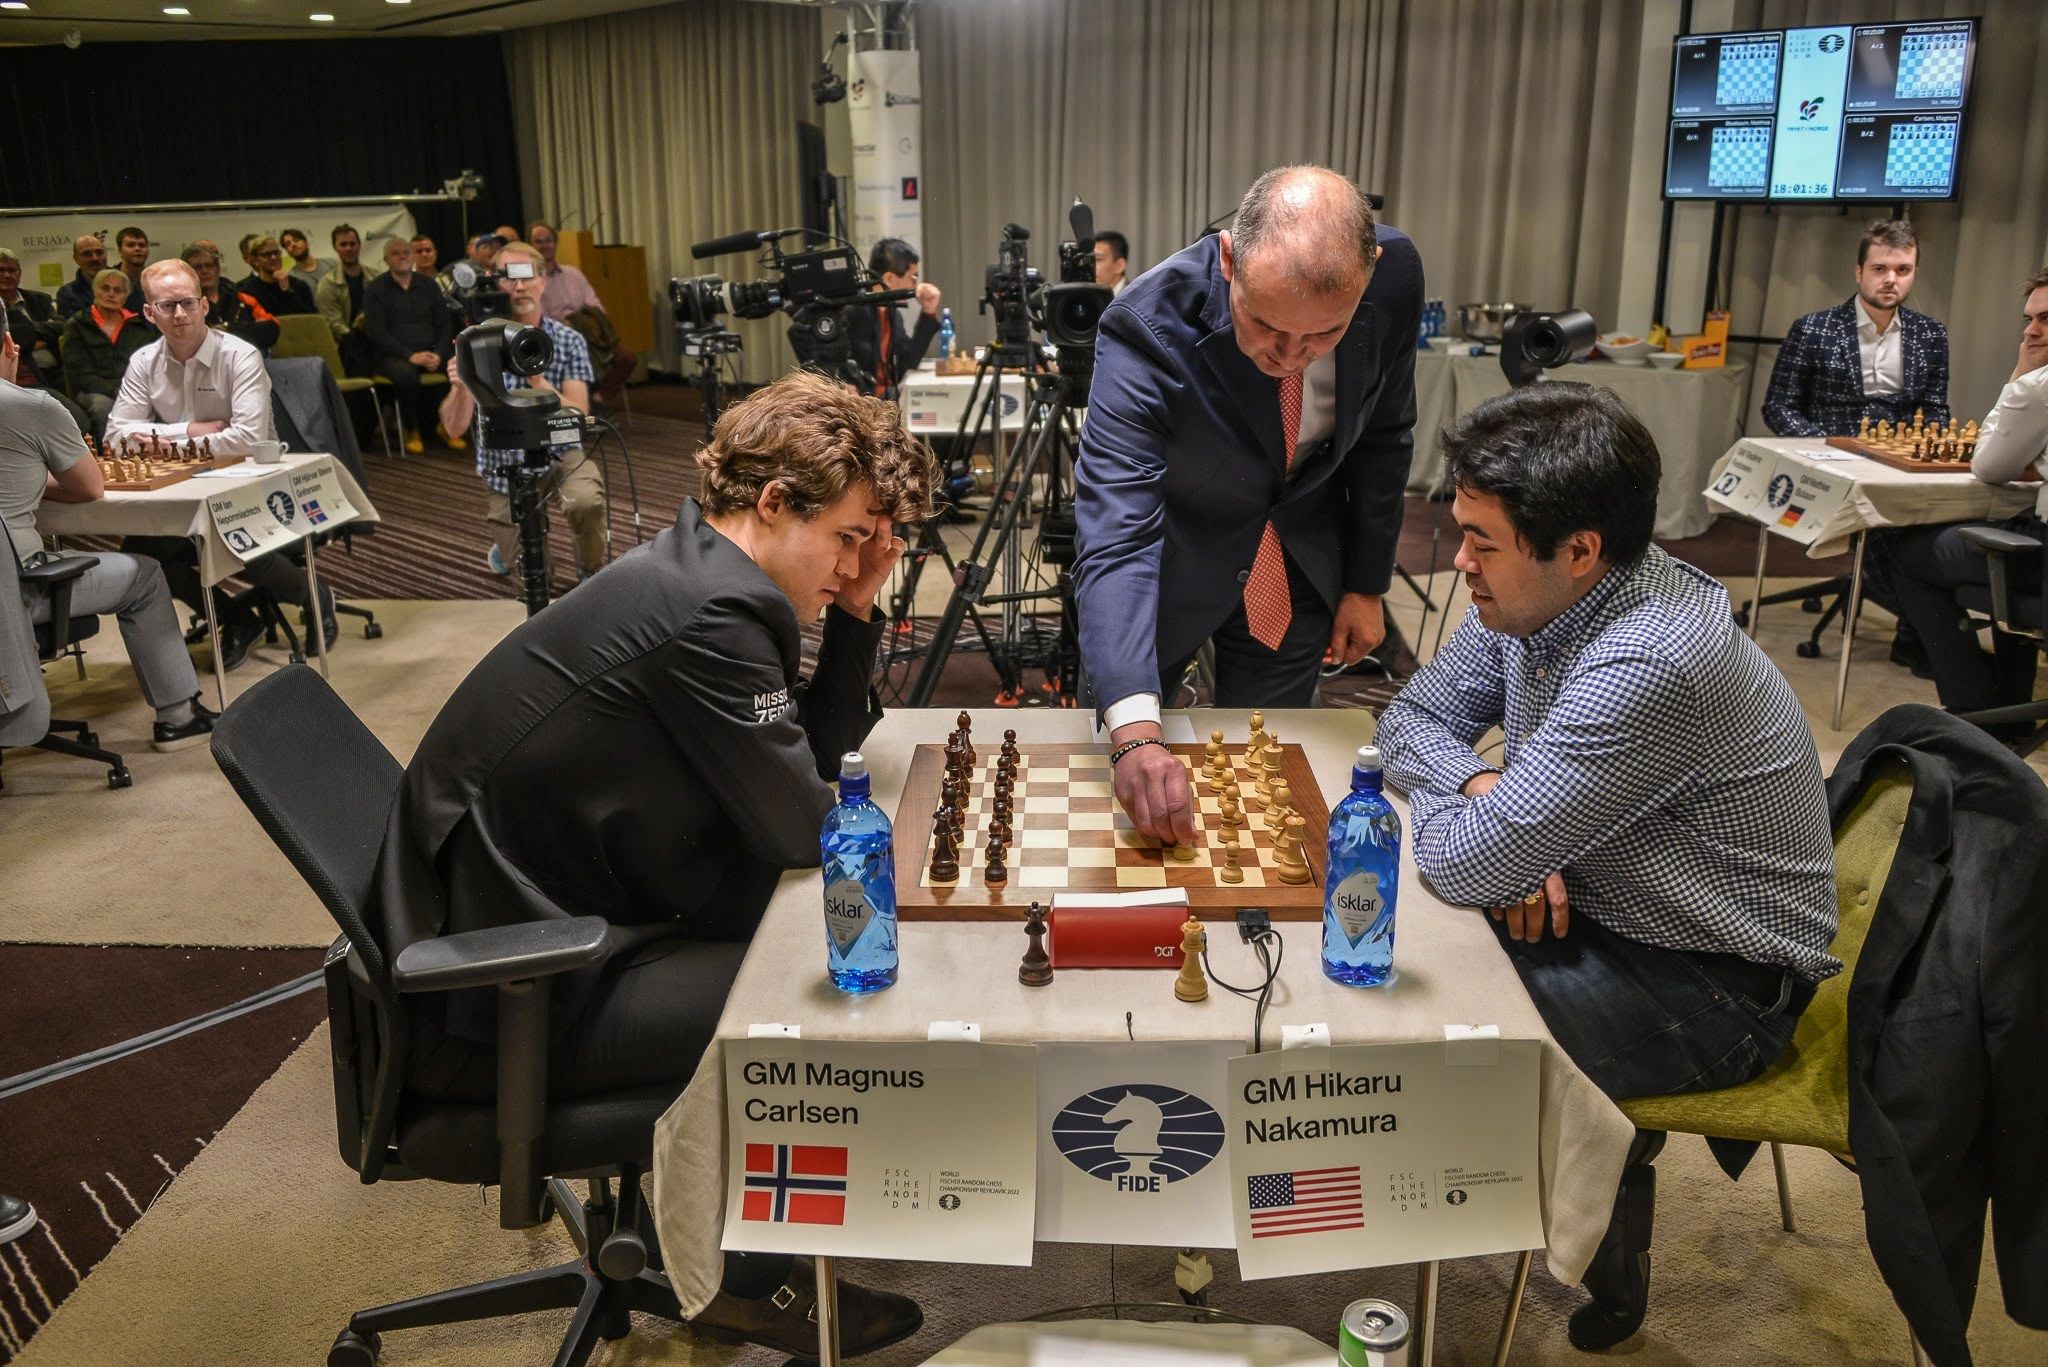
[
  {"x1": 742, "y1": 1143, "x2": 849, "y2": 1225},
  {"x1": 1246, "y1": 1165, "x2": 1364, "y2": 1238}
]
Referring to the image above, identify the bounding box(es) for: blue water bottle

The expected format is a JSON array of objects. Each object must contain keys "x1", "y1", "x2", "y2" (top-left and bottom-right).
[
  {"x1": 822, "y1": 752, "x2": 899, "y2": 992},
  {"x1": 937, "y1": 308, "x2": 955, "y2": 362},
  {"x1": 1322, "y1": 744, "x2": 1402, "y2": 986}
]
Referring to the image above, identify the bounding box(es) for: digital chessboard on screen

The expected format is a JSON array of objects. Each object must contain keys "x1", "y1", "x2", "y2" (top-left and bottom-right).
[
  {"x1": 892, "y1": 735, "x2": 1332, "y2": 921},
  {"x1": 1715, "y1": 41, "x2": 1779, "y2": 110},
  {"x1": 1708, "y1": 124, "x2": 1771, "y2": 189},
  {"x1": 1894, "y1": 30, "x2": 1968, "y2": 101},
  {"x1": 1884, "y1": 121, "x2": 1958, "y2": 188}
]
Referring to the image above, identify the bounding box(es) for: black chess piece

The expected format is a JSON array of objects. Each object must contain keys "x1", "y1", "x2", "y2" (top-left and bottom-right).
[
  {"x1": 1019, "y1": 902, "x2": 1053, "y2": 986},
  {"x1": 930, "y1": 813, "x2": 959, "y2": 882},
  {"x1": 956, "y1": 711, "x2": 976, "y2": 765},
  {"x1": 984, "y1": 835, "x2": 1008, "y2": 886}
]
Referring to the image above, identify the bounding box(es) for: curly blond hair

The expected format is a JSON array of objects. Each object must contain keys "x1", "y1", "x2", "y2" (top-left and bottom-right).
[{"x1": 697, "y1": 370, "x2": 936, "y2": 523}]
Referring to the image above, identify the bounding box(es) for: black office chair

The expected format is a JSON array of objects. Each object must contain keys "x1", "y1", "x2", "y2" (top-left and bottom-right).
[
  {"x1": 2, "y1": 549, "x2": 133, "y2": 789},
  {"x1": 209, "y1": 666, "x2": 689, "y2": 1366},
  {"x1": 1953, "y1": 522, "x2": 2046, "y2": 756}
]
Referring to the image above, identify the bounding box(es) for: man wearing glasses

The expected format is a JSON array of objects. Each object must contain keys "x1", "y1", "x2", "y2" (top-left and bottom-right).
[{"x1": 106, "y1": 258, "x2": 323, "y2": 668}]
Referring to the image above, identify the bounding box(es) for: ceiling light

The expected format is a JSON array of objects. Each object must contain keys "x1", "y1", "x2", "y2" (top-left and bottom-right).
[
  {"x1": 164, "y1": 5, "x2": 189, "y2": 12},
  {"x1": 386, "y1": 0, "x2": 411, "y2": 5},
  {"x1": 0, "y1": 3, "x2": 30, "y2": 11},
  {"x1": 309, "y1": 12, "x2": 334, "y2": 20}
]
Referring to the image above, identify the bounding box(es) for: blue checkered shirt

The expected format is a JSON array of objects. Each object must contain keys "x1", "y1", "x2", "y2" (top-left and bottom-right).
[
  {"x1": 1375, "y1": 546, "x2": 1841, "y2": 980},
  {"x1": 474, "y1": 316, "x2": 595, "y2": 495}
]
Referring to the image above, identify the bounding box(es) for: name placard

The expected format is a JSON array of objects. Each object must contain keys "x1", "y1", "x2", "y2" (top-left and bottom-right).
[
  {"x1": 205, "y1": 457, "x2": 358, "y2": 560},
  {"x1": 1706, "y1": 443, "x2": 1780, "y2": 517},
  {"x1": 721, "y1": 1038, "x2": 1036, "y2": 1265},
  {"x1": 1227, "y1": 1039, "x2": 1543, "y2": 1279}
]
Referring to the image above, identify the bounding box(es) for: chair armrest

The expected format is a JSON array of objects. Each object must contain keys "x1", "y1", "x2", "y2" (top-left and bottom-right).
[
  {"x1": 1958, "y1": 526, "x2": 2045, "y2": 634},
  {"x1": 391, "y1": 916, "x2": 610, "y2": 994},
  {"x1": 19, "y1": 554, "x2": 98, "y2": 588},
  {"x1": 1957, "y1": 526, "x2": 2043, "y2": 557}
]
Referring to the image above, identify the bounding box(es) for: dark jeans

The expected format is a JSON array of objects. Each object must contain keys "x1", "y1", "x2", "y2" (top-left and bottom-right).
[
  {"x1": 1487, "y1": 912, "x2": 1815, "y2": 1101},
  {"x1": 373, "y1": 356, "x2": 443, "y2": 437},
  {"x1": 121, "y1": 534, "x2": 313, "y2": 632},
  {"x1": 1163, "y1": 549, "x2": 1334, "y2": 708},
  {"x1": 1884, "y1": 514, "x2": 2044, "y2": 713}
]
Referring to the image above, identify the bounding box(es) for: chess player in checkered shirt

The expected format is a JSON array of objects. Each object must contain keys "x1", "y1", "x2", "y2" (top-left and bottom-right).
[
  {"x1": 438, "y1": 240, "x2": 609, "y2": 584},
  {"x1": 1373, "y1": 384, "x2": 1837, "y2": 1352}
]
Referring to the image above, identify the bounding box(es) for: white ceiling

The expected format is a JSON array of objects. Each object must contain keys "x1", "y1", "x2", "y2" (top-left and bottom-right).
[{"x1": 0, "y1": 0, "x2": 713, "y2": 45}]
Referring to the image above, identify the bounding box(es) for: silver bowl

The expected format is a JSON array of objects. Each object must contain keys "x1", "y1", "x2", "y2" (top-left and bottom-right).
[{"x1": 1457, "y1": 302, "x2": 1534, "y2": 345}]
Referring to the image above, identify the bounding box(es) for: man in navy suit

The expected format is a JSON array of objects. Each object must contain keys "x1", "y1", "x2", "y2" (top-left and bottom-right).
[
  {"x1": 1763, "y1": 219, "x2": 1950, "y2": 438},
  {"x1": 1073, "y1": 165, "x2": 1422, "y2": 843}
]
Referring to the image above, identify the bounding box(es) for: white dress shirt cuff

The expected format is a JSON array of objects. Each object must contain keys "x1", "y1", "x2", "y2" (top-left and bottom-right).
[{"x1": 1103, "y1": 693, "x2": 1162, "y2": 733}]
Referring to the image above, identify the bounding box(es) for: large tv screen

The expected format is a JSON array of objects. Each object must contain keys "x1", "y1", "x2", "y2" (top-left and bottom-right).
[{"x1": 1664, "y1": 18, "x2": 1977, "y2": 202}]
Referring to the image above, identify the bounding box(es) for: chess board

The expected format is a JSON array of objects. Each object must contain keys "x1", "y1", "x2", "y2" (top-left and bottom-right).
[
  {"x1": 100, "y1": 461, "x2": 203, "y2": 491},
  {"x1": 1715, "y1": 42, "x2": 1779, "y2": 108},
  {"x1": 1884, "y1": 121, "x2": 1957, "y2": 188},
  {"x1": 1895, "y1": 32, "x2": 1967, "y2": 101},
  {"x1": 892, "y1": 742, "x2": 1331, "y2": 920},
  {"x1": 1707, "y1": 125, "x2": 1770, "y2": 189},
  {"x1": 1824, "y1": 435, "x2": 1972, "y2": 474}
]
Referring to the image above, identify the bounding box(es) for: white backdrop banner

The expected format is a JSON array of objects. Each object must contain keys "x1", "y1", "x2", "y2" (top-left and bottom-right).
[
  {"x1": 0, "y1": 204, "x2": 419, "y2": 293},
  {"x1": 848, "y1": 49, "x2": 924, "y2": 255}
]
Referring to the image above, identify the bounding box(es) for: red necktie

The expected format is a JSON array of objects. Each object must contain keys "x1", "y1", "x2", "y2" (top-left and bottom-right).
[
  {"x1": 875, "y1": 308, "x2": 893, "y2": 392},
  {"x1": 1243, "y1": 372, "x2": 1303, "y2": 649}
]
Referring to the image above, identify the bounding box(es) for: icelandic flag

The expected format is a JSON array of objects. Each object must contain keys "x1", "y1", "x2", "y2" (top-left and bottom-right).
[
  {"x1": 302, "y1": 498, "x2": 329, "y2": 526},
  {"x1": 742, "y1": 1143, "x2": 849, "y2": 1225}
]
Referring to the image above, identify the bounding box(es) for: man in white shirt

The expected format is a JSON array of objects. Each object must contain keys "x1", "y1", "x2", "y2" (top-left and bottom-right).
[
  {"x1": 1886, "y1": 267, "x2": 2048, "y2": 736},
  {"x1": 108, "y1": 258, "x2": 323, "y2": 667},
  {"x1": 1093, "y1": 229, "x2": 1131, "y2": 296}
]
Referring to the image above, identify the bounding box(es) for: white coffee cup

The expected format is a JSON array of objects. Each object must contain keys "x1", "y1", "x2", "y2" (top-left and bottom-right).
[{"x1": 252, "y1": 439, "x2": 288, "y2": 464}]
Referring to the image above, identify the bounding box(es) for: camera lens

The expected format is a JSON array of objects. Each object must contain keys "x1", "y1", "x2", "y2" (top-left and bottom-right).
[{"x1": 503, "y1": 323, "x2": 554, "y2": 377}]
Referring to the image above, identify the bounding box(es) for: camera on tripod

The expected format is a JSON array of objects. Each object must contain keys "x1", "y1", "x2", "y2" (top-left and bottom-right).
[
  {"x1": 445, "y1": 255, "x2": 535, "y2": 329},
  {"x1": 978, "y1": 201, "x2": 1114, "y2": 392},
  {"x1": 981, "y1": 224, "x2": 1043, "y2": 359},
  {"x1": 671, "y1": 227, "x2": 913, "y2": 390}
]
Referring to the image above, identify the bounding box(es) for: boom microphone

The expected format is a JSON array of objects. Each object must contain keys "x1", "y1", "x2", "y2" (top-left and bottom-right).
[
  {"x1": 691, "y1": 227, "x2": 805, "y2": 260},
  {"x1": 1068, "y1": 197, "x2": 1094, "y2": 246}
]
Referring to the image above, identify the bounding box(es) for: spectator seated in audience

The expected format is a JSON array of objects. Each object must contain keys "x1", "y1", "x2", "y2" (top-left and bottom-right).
[
  {"x1": 410, "y1": 234, "x2": 451, "y2": 301},
  {"x1": 2, "y1": 247, "x2": 72, "y2": 394},
  {"x1": 235, "y1": 235, "x2": 318, "y2": 320},
  {"x1": 280, "y1": 228, "x2": 326, "y2": 292},
  {"x1": 183, "y1": 242, "x2": 279, "y2": 354},
  {"x1": 492, "y1": 224, "x2": 521, "y2": 244},
  {"x1": 53, "y1": 234, "x2": 109, "y2": 318},
  {"x1": 59, "y1": 268, "x2": 156, "y2": 439},
  {"x1": 315, "y1": 223, "x2": 381, "y2": 377},
  {"x1": 444, "y1": 232, "x2": 499, "y2": 296},
  {"x1": 364, "y1": 236, "x2": 459, "y2": 454},
  {"x1": 107, "y1": 258, "x2": 329, "y2": 668},
  {"x1": 530, "y1": 220, "x2": 637, "y2": 407},
  {"x1": 113, "y1": 225, "x2": 150, "y2": 313},
  {"x1": 1, "y1": 331, "x2": 217, "y2": 752}
]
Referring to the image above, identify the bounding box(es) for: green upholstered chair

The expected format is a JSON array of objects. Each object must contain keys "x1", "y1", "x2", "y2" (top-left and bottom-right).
[
  {"x1": 271, "y1": 314, "x2": 391, "y2": 459},
  {"x1": 1491, "y1": 760, "x2": 1919, "y2": 1366}
]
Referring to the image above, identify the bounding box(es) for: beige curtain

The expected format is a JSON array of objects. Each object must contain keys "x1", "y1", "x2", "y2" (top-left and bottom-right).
[
  {"x1": 917, "y1": 0, "x2": 1644, "y2": 337},
  {"x1": 1723, "y1": 0, "x2": 2048, "y2": 427},
  {"x1": 505, "y1": 0, "x2": 816, "y2": 381}
]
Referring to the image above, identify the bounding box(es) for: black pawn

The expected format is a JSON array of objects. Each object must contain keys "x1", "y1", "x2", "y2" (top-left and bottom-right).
[
  {"x1": 984, "y1": 836, "x2": 1008, "y2": 885},
  {"x1": 1019, "y1": 902, "x2": 1053, "y2": 986},
  {"x1": 929, "y1": 815, "x2": 959, "y2": 882}
]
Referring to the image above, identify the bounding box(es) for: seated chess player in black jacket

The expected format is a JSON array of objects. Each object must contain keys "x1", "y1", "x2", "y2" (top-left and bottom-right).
[
  {"x1": 844, "y1": 237, "x2": 942, "y2": 398},
  {"x1": 373, "y1": 370, "x2": 936, "y2": 1356}
]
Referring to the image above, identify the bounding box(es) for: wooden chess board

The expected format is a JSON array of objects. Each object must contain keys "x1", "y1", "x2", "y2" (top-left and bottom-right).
[
  {"x1": 892, "y1": 742, "x2": 1331, "y2": 921},
  {"x1": 1824, "y1": 436, "x2": 1973, "y2": 474},
  {"x1": 100, "y1": 460, "x2": 205, "y2": 491}
]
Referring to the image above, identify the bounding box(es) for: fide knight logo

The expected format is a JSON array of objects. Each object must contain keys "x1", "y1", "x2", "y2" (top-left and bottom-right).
[
  {"x1": 266, "y1": 489, "x2": 297, "y2": 526},
  {"x1": 1052, "y1": 1084, "x2": 1225, "y2": 1193},
  {"x1": 1766, "y1": 472, "x2": 1796, "y2": 511}
]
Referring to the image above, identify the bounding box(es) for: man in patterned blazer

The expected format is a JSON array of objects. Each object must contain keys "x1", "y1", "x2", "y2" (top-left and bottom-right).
[{"x1": 1763, "y1": 219, "x2": 1949, "y2": 438}]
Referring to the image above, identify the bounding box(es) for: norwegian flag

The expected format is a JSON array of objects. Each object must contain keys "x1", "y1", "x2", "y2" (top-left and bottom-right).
[{"x1": 742, "y1": 1143, "x2": 849, "y2": 1225}]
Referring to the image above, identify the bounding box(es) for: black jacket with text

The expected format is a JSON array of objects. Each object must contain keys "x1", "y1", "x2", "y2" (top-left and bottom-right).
[
  {"x1": 1827, "y1": 705, "x2": 2048, "y2": 1366},
  {"x1": 375, "y1": 498, "x2": 885, "y2": 1046}
]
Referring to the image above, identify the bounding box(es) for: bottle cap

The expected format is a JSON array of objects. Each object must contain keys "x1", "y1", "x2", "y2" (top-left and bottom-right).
[
  {"x1": 1354, "y1": 745, "x2": 1383, "y2": 771},
  {"x1": 840, "y1": 752, "x2": 868, "y2": 779}
]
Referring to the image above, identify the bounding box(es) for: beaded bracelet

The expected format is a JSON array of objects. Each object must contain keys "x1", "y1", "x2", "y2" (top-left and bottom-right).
[{"x1": 1109, "y1": 737, "x2": 1168, "y2": 766}]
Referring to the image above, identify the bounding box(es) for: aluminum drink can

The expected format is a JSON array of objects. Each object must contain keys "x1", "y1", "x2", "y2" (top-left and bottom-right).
[{"x1": 1337, "y1": 1298, "x2": 1410, "y2": 1367}]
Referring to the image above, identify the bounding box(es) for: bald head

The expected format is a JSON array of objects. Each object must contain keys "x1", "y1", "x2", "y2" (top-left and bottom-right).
[
  {"x1": 1226, "y1": 165, "x2": 1378, "y2": 297},
  {"x1": 73, "y1": 234, "x2": 109, "y2": 272}
]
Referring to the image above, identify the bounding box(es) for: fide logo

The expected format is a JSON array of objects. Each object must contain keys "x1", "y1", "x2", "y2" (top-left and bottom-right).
[
  {"x1": 939, "y1": 1193, "x2": 961, "y2": 1212},
  {"x1": 1766, "y1": 472, "x2": 1796, "y2": 511},
  {"x1": 1446, "y1": 1189, "x2": 1469, "y2": 1206},
  {"x1": 1818, "y1": 33, "x2": 1844, "y2": 53},
  {"x1": 1052, "y1": 1084, "x2": 1226, "y2": 1194},
  {"x1": 266, "y1": 489, "x2": 297, "y2": 526}
]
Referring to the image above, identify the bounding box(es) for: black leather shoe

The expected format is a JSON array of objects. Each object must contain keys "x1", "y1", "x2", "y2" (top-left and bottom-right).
[
  {"x1": 215, "y1": 619, "x2": 260, "y2": 673},
  {"x1": 151, "y1": 699, "x2": 219, "y2": 753},
  {"x1": 1888, "y1": 640, "x2": 1936, "y2": 680},
  {"x1": 0, "y1": 1193, "x2": 35, "y2": 1247},
  {"x1": 1569, "y1": 1250, "x2": 1648, "y2": 1350},
  {"x1": 689, "y1": 1256, "x2": 922, "y2": 1361}
]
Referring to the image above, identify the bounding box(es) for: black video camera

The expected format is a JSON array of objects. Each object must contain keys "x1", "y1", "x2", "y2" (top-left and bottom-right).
[
  {"x1": 1030, "y1": 199, "x2": 1113, "y2": 398},
  {"x1": 981, "y1": 224, "x2": 1043, "y2": 357},
  {"x1": 452, "y1": 318, "x2": 583, "y2": 456},
  {"x1": 673, "y1": 228, "x2": 912, "y2": 386},
  {"x1": 1500, "y1": 310, "x2": 1599, "y2": 387}
]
